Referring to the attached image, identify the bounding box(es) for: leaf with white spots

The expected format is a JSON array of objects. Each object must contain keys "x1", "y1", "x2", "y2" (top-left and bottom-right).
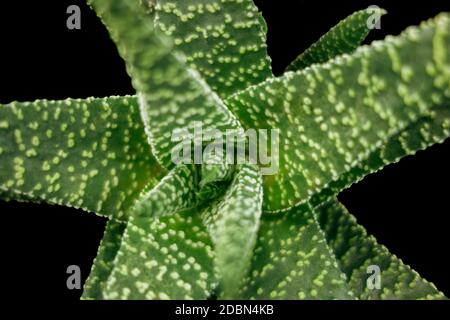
[
  {"x1": 130, "y1": 160, "x2": 238, "y2": 219},
  {"x1": 130, "y1": 164, "x2": 199, "y2": 218},
  {"x1": 82, "y1": 219, "x2": 126, "y2": 299},
  {"x1": 140, "y1": 0, "x2": 156, "y2": 14},
  {"x1": 241, "y1": 204, "x2": 353, "y2": 299},
  {"x1": 155, "y1": 0, "x2": 273, "y2": 98},
  {"x1": 89, "y1": 0, "x2": 242, "y2": 169},
  {"x1": 197, "y1": 153, "x2": 236, "y2": 202},
  {"x1": 286, "y1": 8, "x2": 387, "y2": 72},
  {"x1": 225, "y1": 14, "x2": 450, "y2": 212},
  {"x1": 283, "y1": 8, "x2": 450, "y2": 209},
  {"x1": 88, "y1": 162, "x2": 259, "y2": 300},
  {"x1": 0, "y1": 96, "x2": 165, "y2": 220},
  {"x1": 2, "y1": 2, "x2": 449, "y2": 300},
  {"x1": 317, "y1": 200, "x2": 446, "y2": 299},
  {"x1": 201, "y1": 164, "x2": 263, "y2": 298},
  {"x1": 310, "y1": 104, "x2": 450, "y2": 208},
  {"x1": 101, "y1": 211, "x2": 217, "y2": 300}
]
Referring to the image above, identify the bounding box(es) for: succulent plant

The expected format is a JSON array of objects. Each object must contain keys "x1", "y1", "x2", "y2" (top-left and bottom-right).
[{"x1": 0, "y1": 0, "x2": 449, "y2": 300}]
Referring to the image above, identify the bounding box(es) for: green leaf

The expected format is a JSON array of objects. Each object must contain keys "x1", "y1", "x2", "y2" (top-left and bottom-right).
[
  {"x1": 130, "y1": 164, "x2": 198, "y2": 218},
  {"x1": 316, "y1": 200, "x2": 446, "y2": 299},
  {"x1": 89, "y1": 0, "x2": 242, "y2": 169},
  {"x1": 284, "y1": 9, "x2": 450, "y2": 210},
  {"x1": 201, "y1": 164, "x2": 263, "y2": 298},
  {"x1": 309, "y1": 104, "x2": 450, "y2": 208},
  {"x1": 100, "y1": 211, "x2": 217, "y2": 299},
  {"x1": 140, "y1": 0, "x2": 156, "y2": 14},
  {"x1": 241, "y1": 204, "x2": 353, "y2": 299},
  {"x1": 286, "y1": 8, "x2": 387, "y2": 72},
  {"x1": 82, "y1": 219, "x2": 126, "y2": 299},
  {"x1": 2, "y1": 2, "x2": 447, "y2": 301},
  {"x1": 93, "y1": 163, "x2": 262, "y2": 299},
  {"x1": 0, "y1": 96, "x2": 165, "y2": 220},
  {"x1": 197, "y1": 158, "x2": 235, "y2": 202},
  {"x1": 155, "y1": 0, "x2": 273, "y2": 98},
  {"x1": 225, "y1": 14, "x2": 450, "y2": 212}
]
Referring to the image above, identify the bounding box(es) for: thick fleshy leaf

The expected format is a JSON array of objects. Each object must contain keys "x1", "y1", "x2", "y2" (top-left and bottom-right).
[
  {"x1": 0, "y1": 96, "x2": 165, "y2": 220},
  {"x1": 89, "y1": 0, "x2": 242, "y2": 169},
  {"x1": 310, "y1": 104, "x2": 450, "y2": 208},
  {"x1": 286, "y1": 8, "x2": 386, "y2": 72},
  {"x1": 241, "y1": 204, "x2": 353, "y2": 299},
  {"x1": 317, "y1": 200, "x2": 446, "y2": 299},
  {"x1": 201, "y1": 164, "x2": 263, "y2": 298},
  {"x1": 129, "y1": 164, "x2": 198, "y2": 218},
  {"x1": 283, "y1": 9, "x2": 450, "y2": 210},
  {"x1": 225, "y1": 14, "x2": 450, "y2": 212},
  {"x1": 155, "y1": 0, "x2": 272, "y2": 98},
  {"x1": 82, "y1": 219, "x2": 126, "y2": 299},
  {"x1": 130, "y1": 162, "x2": 239, "y2": 220},
  {"x1": 3, "y1": 2, "x2": 447, "y2": 301},
  {"x1": 140, "y1": 0, "x2": 156, "y2": 13},
  {"x1": 197, "y1": 158, "x2": 235, "y2": 202},
  {"x1": 100, "y1": 211, "x2": 217, "y2": 299}
]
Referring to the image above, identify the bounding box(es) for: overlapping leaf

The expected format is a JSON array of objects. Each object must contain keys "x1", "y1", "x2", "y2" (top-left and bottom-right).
[
  {"x1": 201, "y1": 164, "x2": 263, "y2": 298},
  {"x1": 225, "y1": 14, "x2": 450, "y2": 212},
  {"x1": 280, "y1": 10, "x2": 450, "y2": 210},
  {"x1": 87, "y1": 163, "x2": 262, "y2": 299},
  {"x1": 2, "y1": 1, "x2": 449, "y2": 301},
  {"x1": 283, "y1": 11, "x2": 446, "y2": 297},
  {"x1": 0, "y1": 96, "x2": 165, "y2": 220},
  {"x1": 130, "y1": 164, "x2": 198, "y2": 218},
  {"x1": 89, "y1": 0, "x2": 242, "y2": 169},
  {"x1": 316, "y1": 200, "x2": 446, "y2": 299}
]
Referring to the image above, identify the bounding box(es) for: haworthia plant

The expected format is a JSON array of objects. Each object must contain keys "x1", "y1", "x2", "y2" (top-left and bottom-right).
[{"x1": 0, "y1": 1, "x2": 449, "y2": 300}]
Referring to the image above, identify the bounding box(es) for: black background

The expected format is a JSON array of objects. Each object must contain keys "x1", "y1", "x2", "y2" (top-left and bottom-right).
[{"x1": 0, "y1": 0, "x2": 449, "y2": 301}]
